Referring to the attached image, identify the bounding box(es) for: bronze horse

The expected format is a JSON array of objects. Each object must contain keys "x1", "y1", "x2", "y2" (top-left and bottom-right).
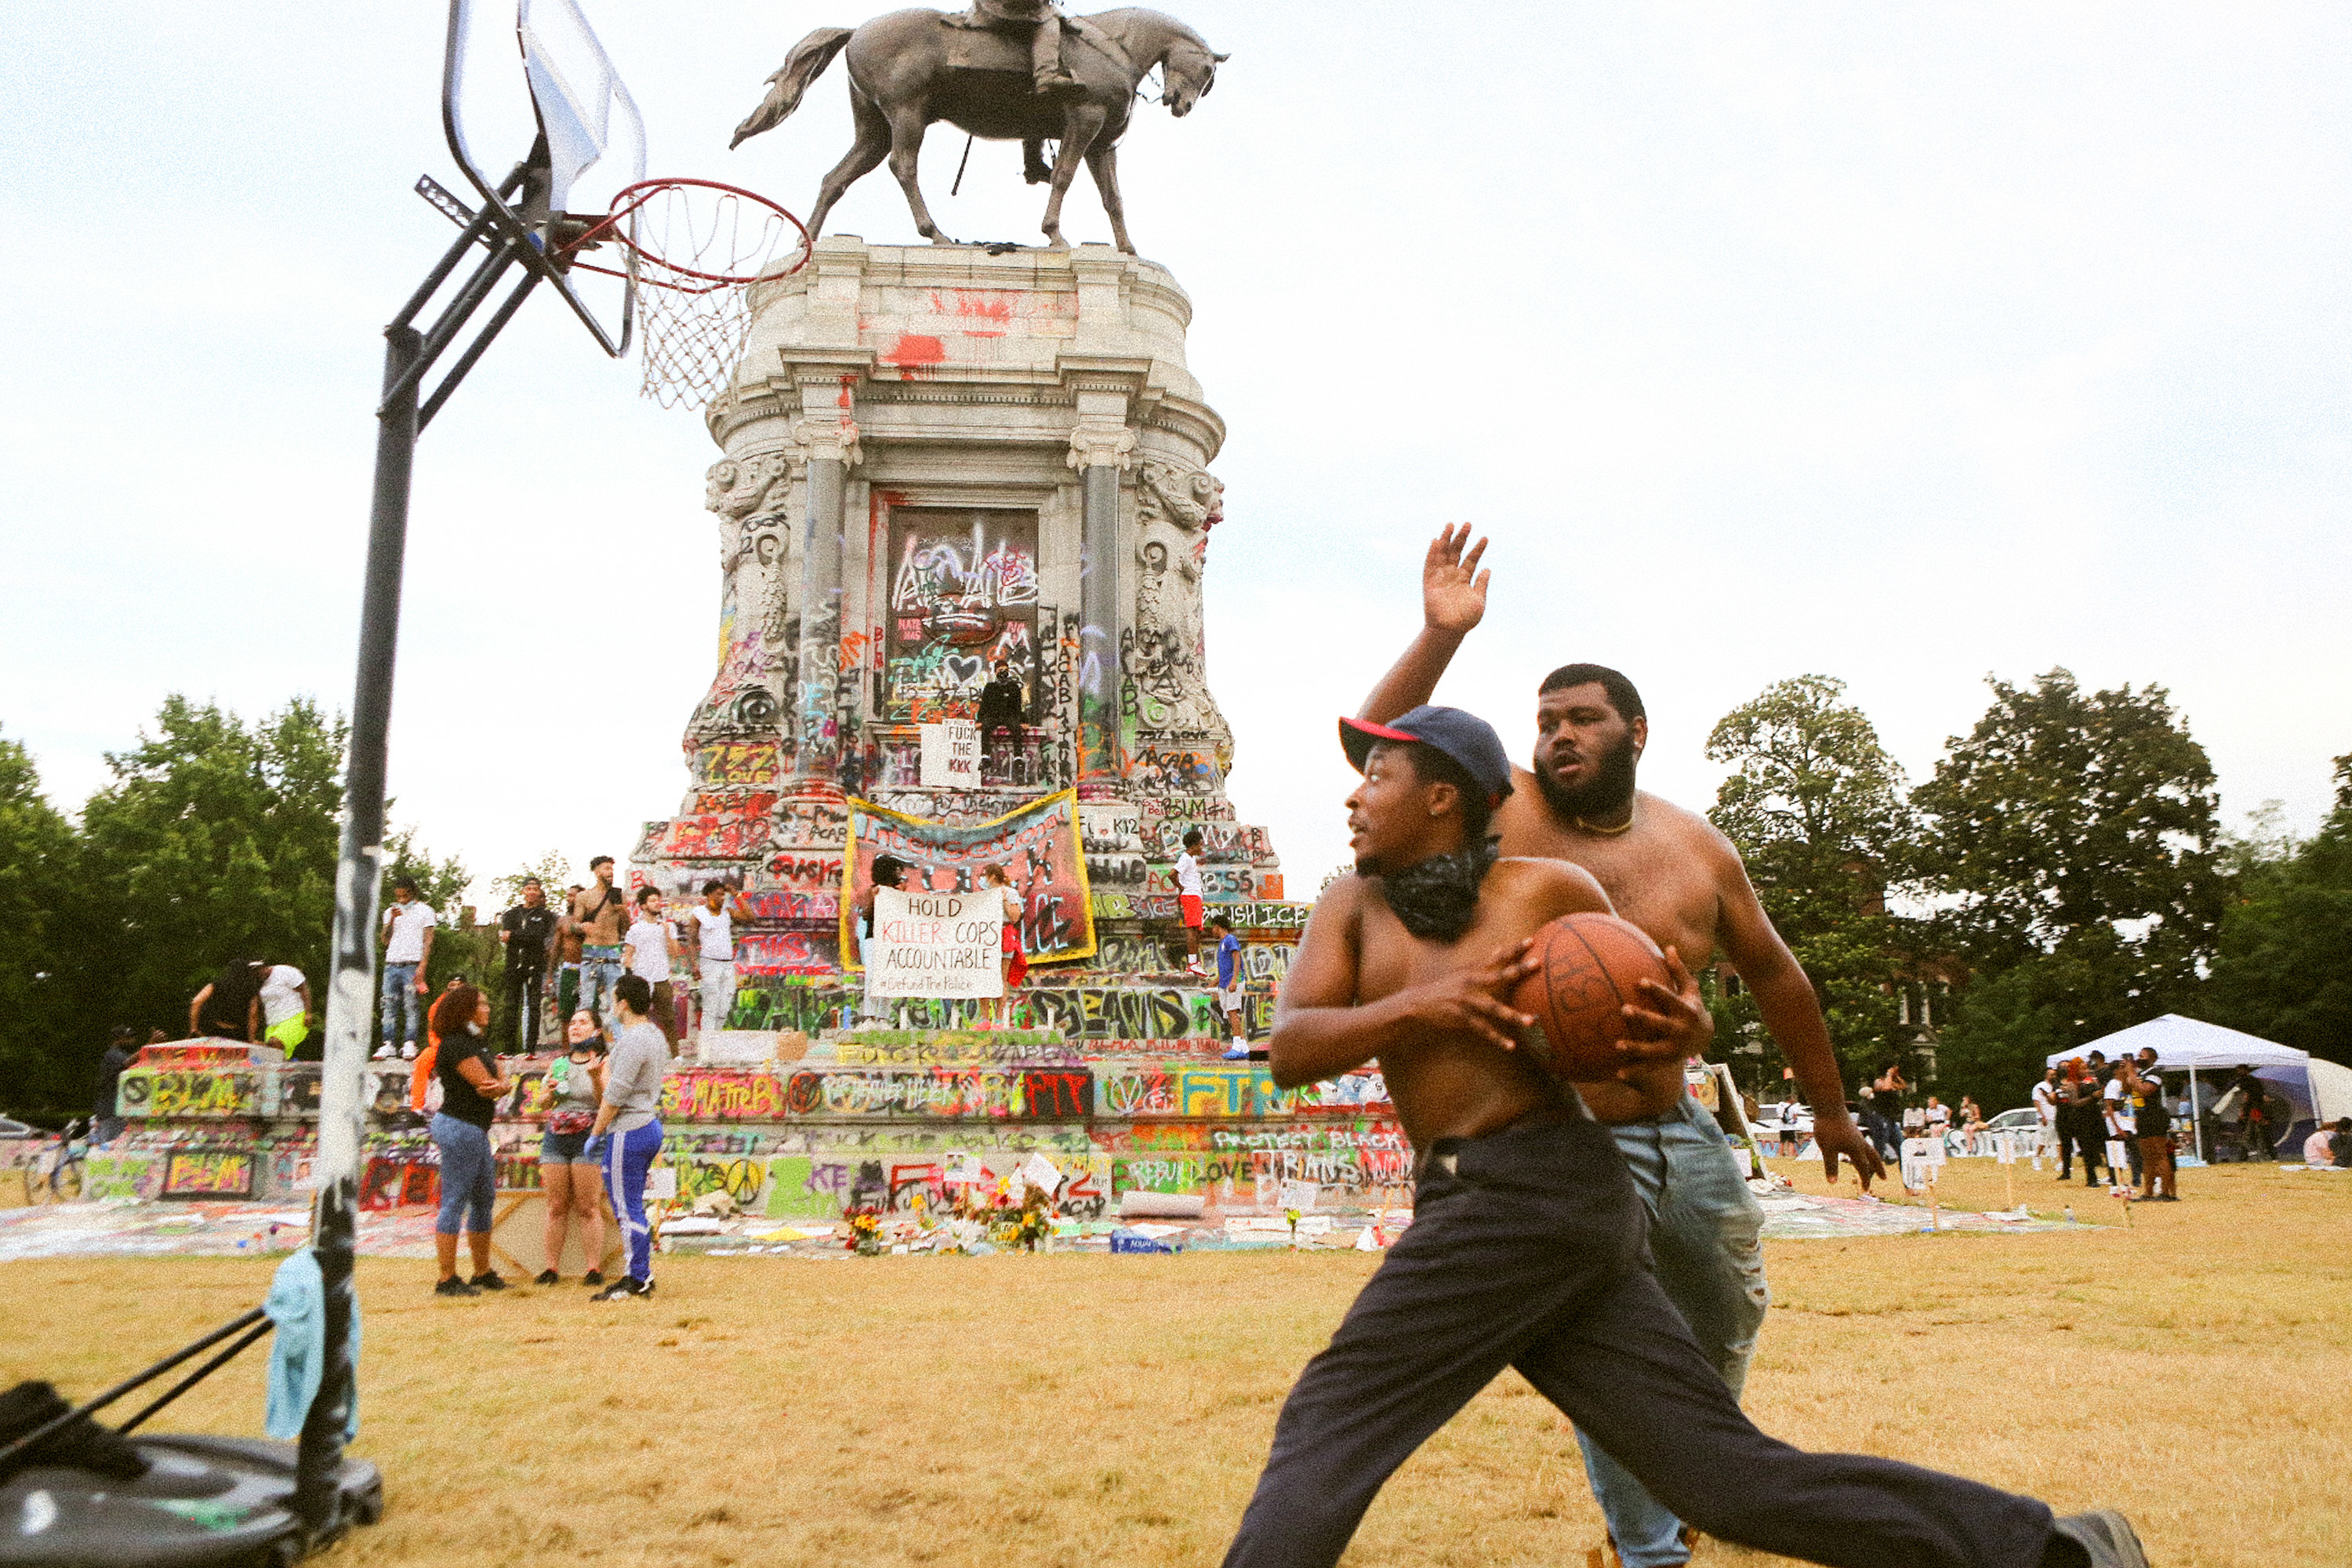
[{"x1": 729, "y1": 7, "x2": 1225, "y2": 255}]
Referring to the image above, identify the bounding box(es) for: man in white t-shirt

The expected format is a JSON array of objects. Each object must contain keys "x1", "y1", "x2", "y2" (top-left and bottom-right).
[
  {"x1": 2031, "y1": 1066, "x2": 2059, "y2": 1155},
  {"x1": 621, "y1": 887, "x2": 684, "y2": 1049},
  {"x1": 1173, "y1": 827, "x2": 1207, "y2": 976},
  {"x1": 687, "y1": 879, "x2": 757, "y2": 1050},
  {"x1": 259, "y1": 964, "x2": 312, "y2": 1059},
  {"x1": 377, "y1": 877, "x2": 437, "y2": 1059}
]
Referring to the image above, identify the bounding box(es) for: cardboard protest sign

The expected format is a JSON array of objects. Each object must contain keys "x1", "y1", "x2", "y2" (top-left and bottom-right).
[
  {"x1": 1018, "y1": 1152, "x2": 1064, "y2": 1196},
  {"x1": 920, "y1": 720, "x2": 981, "y2": 788},
  {"x1": 840, "y1": 788, "x2": 1095, "y2": 967},
  {"x1": 865, "y1": 886, "x2": 1004, "y2": 998}
]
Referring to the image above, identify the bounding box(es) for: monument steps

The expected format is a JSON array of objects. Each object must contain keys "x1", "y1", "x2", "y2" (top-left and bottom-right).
[{"x1": 84, "y1": 1032, "x2": 1403, "y2": 1221}]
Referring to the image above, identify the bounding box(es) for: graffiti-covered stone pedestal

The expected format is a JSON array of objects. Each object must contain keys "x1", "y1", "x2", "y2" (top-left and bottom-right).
[
  {"x1": 58, "y1": 1036, "x2": 1405, "y2": 1232},
  {"x1": 633, "y1": 239, "x2": 1299, "y2": 1040}
]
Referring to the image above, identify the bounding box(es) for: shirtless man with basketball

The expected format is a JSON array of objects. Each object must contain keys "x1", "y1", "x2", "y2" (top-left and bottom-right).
[
  {"x1": 1219, "y1": 704, "x2": 2143, "y2": 1568},
  {"x1": 1359, "y1": 524, "x2": 1887, "y2": 1568}
]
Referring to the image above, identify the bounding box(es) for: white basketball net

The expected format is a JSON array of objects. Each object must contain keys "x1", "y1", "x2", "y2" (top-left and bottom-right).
[{"x1": 577, "y1": 183, "x2": 808, "y2": 411}]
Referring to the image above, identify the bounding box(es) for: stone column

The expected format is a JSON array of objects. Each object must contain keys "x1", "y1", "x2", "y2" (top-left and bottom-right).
[
  {"x1": 792, "y1": 414, "x2": 860, "y2": 781},
  {"x1": 1068, "y1": 413, "x2": 1137, "y2": 791}
]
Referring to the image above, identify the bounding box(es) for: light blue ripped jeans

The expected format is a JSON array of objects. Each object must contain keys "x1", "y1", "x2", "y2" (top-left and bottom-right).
[{"x1": 1576, "y1": 1091, "x2": 1769, "y2": 1567}]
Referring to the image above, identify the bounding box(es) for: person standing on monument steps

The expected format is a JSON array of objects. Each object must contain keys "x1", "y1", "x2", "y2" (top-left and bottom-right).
[
  {"x1": 981, "y1": 863, "x2": 1028, "y2": 1025},
  {"x1": 687, "y1": 879, "x2": 756, "y2": 1049},
  {"x1": 377, "y1": 877, "x2": 436, "y2": 1059},
  {"x1": 1359, "y1": 524, "x2": 1889, "y2": 1568},
  {"x1": 570, "y1": 858, "x2": 627, "y2": 1028},
  {"x1": 497, "y1": 877, "x2": 559, "y2": 1055},
  {"x1": 554, "y1": 883, "x2": 587, "y2": 1028},
  {"x1": 858, "y1": 857, "x2": 909, "y2": 1024},
  {"x1": 1209, "y1": 912, "x2": 1248, "y2": 1057},
  {"x1": 1175, "y1": 828, "x2": 1209, "y2": 975},
  {"x1": 622, "y1": 887, "x2": 684, "y2": 1053},
  {"x1": 1218, "y1": 705, "x2": 2147, "y2": 1568}
]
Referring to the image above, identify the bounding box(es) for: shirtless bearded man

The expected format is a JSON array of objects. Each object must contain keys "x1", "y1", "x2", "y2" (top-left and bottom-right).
[
  {"x1": 1359, "y1": 524, "x2": 1890, "y2": 1568},
  {"x1": 1217, "y1": 704, "x2": 2144, "y2": 1568}
]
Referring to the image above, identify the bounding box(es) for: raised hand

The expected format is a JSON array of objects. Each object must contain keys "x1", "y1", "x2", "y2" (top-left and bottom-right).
[{"x1": 1423, "y1": 524, "x2": 1490, "y2": 637}]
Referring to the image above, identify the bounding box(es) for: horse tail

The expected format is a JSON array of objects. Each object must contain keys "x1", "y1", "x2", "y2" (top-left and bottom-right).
[{"x1": 730, "y1": 27, "x2": 855, "y2": 150}]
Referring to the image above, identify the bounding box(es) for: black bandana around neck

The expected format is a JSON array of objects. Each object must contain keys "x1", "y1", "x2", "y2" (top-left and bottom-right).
[{"x1": 1371, "y1": 838, "x2": 1499, "y2": 943}]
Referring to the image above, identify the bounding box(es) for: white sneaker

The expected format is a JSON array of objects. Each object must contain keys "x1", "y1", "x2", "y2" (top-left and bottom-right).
[
  {"x1": 399, "y1": 1043, "x2": 418, "y2": 1060},
  {"x1": 372, "y1": 1044, "x2": 394, "y2": 1061}
]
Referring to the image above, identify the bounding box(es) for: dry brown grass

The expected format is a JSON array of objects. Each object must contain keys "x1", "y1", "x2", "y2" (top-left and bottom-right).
[{"x1": 5, "y1": 1160, "x2": 2347, "y2": 1567}]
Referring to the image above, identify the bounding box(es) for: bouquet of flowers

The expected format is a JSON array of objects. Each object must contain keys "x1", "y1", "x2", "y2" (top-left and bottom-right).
[{"x1": 844, "y1": 1206, "x2": 884, "y2": 1255}]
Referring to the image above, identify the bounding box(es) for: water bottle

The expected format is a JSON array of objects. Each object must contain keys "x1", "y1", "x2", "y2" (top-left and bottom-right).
[{"x1": 2063, "y1": 1205, "x2": 2074, "y2": 1224}]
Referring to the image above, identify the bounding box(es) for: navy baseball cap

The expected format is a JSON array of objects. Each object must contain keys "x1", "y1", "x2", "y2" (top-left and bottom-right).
[{"x1": 1338, "y1": 706, "x2": 1516, "y2": 804}]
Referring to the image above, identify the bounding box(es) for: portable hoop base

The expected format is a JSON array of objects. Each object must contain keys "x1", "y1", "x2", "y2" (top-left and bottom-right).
[{"x1": 0, "y1": 1436, "x2": 381, "y2": 1567}]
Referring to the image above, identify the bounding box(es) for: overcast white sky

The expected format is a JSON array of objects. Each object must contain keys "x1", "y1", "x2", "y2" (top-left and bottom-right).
[{"x1": 4, "y1": 2, "x2": 2347, "y2": 902}]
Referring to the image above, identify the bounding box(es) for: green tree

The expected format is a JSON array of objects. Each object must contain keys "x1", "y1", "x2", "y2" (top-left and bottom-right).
[
  {"x1": 1915, "y1": 669, "x2": 2226, "y2": 1098},
  {"x1": 0, "y1": 729, "x2": 79, "y2": 1120},
  {"x1": 492, "y1": 851, "x2": 572, "y2": 914},
  {"x1": 2205, "y1": 760, "x2": 2352, "y2": 1065},
  {"x1": 71, "y1": 696, "x2": 349, "y2": 1051},
  {"x1": 1704, "y1": 675, "x2": 1918, "y2": 1085}
]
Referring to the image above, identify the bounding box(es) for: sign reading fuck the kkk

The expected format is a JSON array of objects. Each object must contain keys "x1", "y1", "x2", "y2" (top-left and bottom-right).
[{"x1": 864, "y1": 885, "x2": 1004, "y2": 999}]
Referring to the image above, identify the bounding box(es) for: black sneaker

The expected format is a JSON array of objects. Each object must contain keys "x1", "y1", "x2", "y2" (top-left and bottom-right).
[
  {"x1": 590, "y1": 1277, "x2": 653, "y2": 1302},
  {"x1": 2051, "y1": 1511, "x2": 2149, "y2": 1568},
  {"x1": 581, "y1": 1269, "x2": 604, "y2": 1287},
  {"x1": 469, "y1": 1271, "x2": 509, "y2": 1291},
  {"x1": 434, "y1": 1277, "x2": 479, "y2": 1298},
  {"x1": 534, "y1": 1269, "x2": 561, "y2": 1286}
]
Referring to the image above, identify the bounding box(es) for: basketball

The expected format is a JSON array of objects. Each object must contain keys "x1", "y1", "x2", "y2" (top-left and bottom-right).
[{"x1": 1510, "y1": 913, "x2": 1675, "y2": 1080}]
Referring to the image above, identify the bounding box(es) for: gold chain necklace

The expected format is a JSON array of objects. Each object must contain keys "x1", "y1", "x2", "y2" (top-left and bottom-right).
[{"x1": 1574, "y1": 805, "x2": 1637, "y2": 837}]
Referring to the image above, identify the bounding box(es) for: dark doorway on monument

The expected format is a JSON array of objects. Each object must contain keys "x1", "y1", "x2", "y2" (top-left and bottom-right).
[{"x1": 880, "y1": 506, "x2": 1051, "y2": 789}]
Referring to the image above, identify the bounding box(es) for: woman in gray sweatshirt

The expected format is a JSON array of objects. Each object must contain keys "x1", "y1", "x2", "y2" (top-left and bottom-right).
[{"x1": 588, "y1": 973, "x2": 670, "y2": 1300}]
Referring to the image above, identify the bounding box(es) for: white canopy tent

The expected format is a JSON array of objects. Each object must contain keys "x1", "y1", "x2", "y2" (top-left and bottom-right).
[{"x1": 2049, "y1": 1014, "x2": 2312, "y2": 1160}]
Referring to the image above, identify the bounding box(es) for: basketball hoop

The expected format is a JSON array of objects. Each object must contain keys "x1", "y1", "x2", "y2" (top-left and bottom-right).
[{"x1": 558, "y1": 178, "x2": 811, "y2": 410}]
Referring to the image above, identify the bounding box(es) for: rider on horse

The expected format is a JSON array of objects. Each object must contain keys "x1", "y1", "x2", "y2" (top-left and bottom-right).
[{"x1": 949, "y1": 0, "x2": 1082, "y2": 95}]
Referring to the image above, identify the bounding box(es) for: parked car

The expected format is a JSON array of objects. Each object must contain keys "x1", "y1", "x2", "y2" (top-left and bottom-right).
[{"x1": 1983, "y1": 1107, "x2": 2040, "y2": 1137}]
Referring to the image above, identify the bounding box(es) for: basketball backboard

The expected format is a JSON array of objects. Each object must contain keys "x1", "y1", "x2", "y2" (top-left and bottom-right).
[{"x1": 441, "y1": 0, "x2": 645, "y2": 354}]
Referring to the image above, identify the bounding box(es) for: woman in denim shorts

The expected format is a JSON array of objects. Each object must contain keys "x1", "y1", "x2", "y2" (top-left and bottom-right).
[{"x1": 536, "y1": 1011, "x2": 608, "y2": 1286}]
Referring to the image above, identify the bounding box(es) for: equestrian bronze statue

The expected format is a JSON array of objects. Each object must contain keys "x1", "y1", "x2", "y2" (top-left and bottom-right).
[{"x1": 730, "y1": 5, "x2": 1225, "y2": 255}]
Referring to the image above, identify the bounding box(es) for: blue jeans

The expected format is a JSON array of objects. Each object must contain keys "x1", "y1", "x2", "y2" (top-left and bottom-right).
[
  {"x1": 430, "y1": 1113, "x2": 497, "y2": 1236},
  {"x1": 1574, "y1": 1092, "x2": 1769, "y2": 1566},
  {"x1": 381, "y1": 961, "x2": 422, "y2": 1047},
  {"x1": 578, "y1": 946, "x2": 624, "y2": 1025},
  {"x1": 601, "y1": 1119, "x2": 664, "y2": 1283}
]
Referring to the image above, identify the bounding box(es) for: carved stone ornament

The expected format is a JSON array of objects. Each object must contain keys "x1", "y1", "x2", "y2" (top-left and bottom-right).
[
  {"x1": 792, "y1": 416, "x2": 863, "y2": 470},
  {"x1": 1065, "y1": 421, "x2": 1138, "y2": 470},
  {"x1": 1129, "y1": 516, "x2": 1230, "y2": 746},
  {"x1": 705, "y1": 451, "x2": 799, "y2": 520},
  {"x1": 706, "y1": 450, "x2": 802, "y2": 573},
  {"x1": 1135, "y1": 459, "x2": 1222, "y2": 533}
]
